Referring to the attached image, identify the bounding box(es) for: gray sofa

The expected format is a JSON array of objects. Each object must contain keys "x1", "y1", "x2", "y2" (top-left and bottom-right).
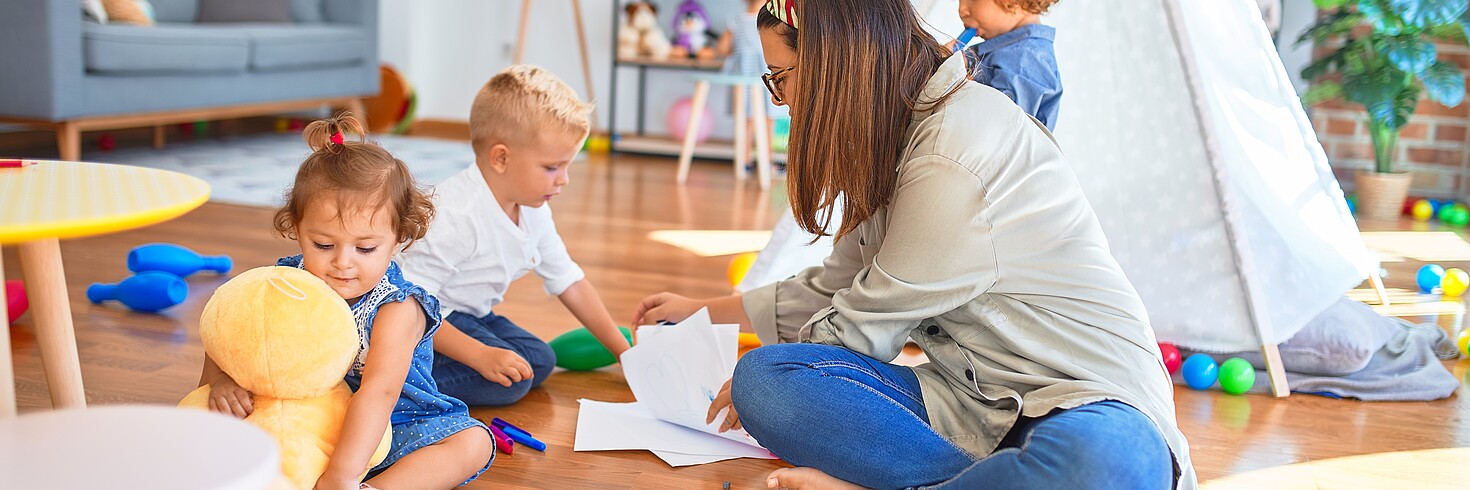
[{"x1": 0, "y1": 0, "x2": 379, "y2": 160}]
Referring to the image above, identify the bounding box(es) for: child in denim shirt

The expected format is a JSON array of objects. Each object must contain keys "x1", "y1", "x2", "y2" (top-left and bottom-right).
[{"x1": 956, "y1": 0, "x2": 1062, "y2": 130}]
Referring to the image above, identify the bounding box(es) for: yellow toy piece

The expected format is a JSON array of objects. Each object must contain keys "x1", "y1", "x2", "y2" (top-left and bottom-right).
[
  {"x1": 179, "y1": 267, "x2": 390, "y2": 489},
  {"x1": 728, "y1": 252, "x2": 759, "y2": 289},
  {"x1": 1443, "y1": 268, "x2": 1470, "y2": 297},
  {"x1": 738, "y1": 332, "x2": 762, "y2": 349},
  {"x1": 1411, "y1": 200, "x2": 1434, "y2": 221},
  {"x1": 1457, "y1": 329, "x2": 1469, "y2": 357}
]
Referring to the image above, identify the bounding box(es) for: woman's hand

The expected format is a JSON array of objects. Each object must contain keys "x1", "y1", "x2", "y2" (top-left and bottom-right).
[
  {"x1": 631, "y1": 292, "x2": 704, "y2": 327},
  {"x1": 206, "y1": 372, "x2": 254, "y2": 419},
  {"x1": 705, "y1": 378, "x2": 741, "y2": 432},
  {"x1": 469, "y1": 346, "x2": 534, "y2": 388}
]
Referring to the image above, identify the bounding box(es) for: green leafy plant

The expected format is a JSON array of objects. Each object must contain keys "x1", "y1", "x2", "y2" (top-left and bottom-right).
[{"x1": 1300, "y1": 0, "x2": 1469, "y2": 174}]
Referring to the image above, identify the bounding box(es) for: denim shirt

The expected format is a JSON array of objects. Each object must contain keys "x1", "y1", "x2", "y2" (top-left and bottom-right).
[
  {"x1": 962, "y1": 24, "x2": 1062, "y2": 131},
  {"x1": 742, "y1": 52, "x2": 1195, "y2": 488}
]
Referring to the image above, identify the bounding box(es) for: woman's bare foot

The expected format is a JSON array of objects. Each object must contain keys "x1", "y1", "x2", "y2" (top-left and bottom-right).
[{"x1": 766, "y1": 467, "x2": 865, "y2": 490}]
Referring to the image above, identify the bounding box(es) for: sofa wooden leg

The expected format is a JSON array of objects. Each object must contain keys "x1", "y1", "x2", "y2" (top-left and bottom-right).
[
  {"x1": 152, "y1": 125, "x2": 166, "y2": 149},
  {"x1": 57, "y1": 122, "x2": 80, "y2": 161}
]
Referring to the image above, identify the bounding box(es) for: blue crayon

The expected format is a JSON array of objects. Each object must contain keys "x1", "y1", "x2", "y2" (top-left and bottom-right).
[{"x1": 500, "y1": 424, "x2": 546, "y2": 452}]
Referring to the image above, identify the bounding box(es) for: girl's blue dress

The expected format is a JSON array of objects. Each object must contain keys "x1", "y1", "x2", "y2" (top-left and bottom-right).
[{"x1": 278, "y1": 255, "x2": 492, "y2": 484}]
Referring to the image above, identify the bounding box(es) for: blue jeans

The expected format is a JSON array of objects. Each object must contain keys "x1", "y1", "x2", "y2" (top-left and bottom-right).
[
  {"x1": 432, "y1": 311, "x2": 557, "y2": 406},
  {"x1": 731, "y1": 343, "x2": 1173, "y2": 489}
]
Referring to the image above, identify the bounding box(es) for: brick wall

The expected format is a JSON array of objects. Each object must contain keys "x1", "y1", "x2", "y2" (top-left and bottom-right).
[{"x1": 1312, "y1": 42, "x2": 1470, "y2": 199}]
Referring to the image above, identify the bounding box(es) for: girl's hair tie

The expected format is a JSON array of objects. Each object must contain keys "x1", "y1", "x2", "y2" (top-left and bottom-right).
[{"x1": 330, "y1": 132, "x2": 345, "y2": 146}]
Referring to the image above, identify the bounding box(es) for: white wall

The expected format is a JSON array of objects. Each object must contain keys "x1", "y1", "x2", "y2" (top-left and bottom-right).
[
  {"x1": 381, "y1": 0, "x2": 749, "y2": 139},
  {"x1": 380, "y1": 0, "x2": 963, "y2": 139},
  {"x1": 1277, "y1": 0, "x2": 1316, "y2": 95}
]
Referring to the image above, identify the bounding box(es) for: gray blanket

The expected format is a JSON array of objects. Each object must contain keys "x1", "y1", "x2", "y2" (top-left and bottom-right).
[{"x1": 1177, "y1": 298, "x2": 1461, "y2": 401}]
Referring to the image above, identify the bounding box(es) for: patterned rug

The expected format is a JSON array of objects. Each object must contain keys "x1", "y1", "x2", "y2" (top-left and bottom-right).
[{"x1": 85, "y1": 133, "x2": 495, "y2": 208}]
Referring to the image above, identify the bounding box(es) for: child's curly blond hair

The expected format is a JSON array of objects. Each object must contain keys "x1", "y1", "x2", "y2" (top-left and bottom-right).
[
  {"x1": 997, "y1": 0, "x2": 1060, "y2": 15},
  {"x1": 273, "y1": 113, "x2": 434, "y2": 251}
]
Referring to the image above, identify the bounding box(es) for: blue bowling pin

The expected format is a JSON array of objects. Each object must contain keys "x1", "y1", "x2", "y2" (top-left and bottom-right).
[
  {"x1": 87, "y1": 272, "x2": 187, "y2": 313},
  {"x1": 128, "y1": 243, "x2": 232, "y2": 277}
]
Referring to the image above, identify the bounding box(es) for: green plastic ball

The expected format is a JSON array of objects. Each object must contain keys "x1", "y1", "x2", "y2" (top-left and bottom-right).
[
  {"x1": 1448, "y1": 205, "x2": 1470, "y2": 227},
  {"x1": 1218, "y1": 358, "x2": 1256, "y2": 395},
  {"x1": 550, "y1": 326, "x2": 633, "y2": 371}
]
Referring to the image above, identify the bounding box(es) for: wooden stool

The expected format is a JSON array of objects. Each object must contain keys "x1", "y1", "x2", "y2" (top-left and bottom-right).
[{"x1": 676, "y1": 74, "x2": 773, "y2": 191}]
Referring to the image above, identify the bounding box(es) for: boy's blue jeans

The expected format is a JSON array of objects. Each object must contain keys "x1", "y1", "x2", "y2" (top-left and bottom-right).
[
  {"x1": 731, "y1": 343, "x2": 1173, "y2": 490},
  {"x1": 432, "y1": 311, "x2": 557, "y2": 406}
]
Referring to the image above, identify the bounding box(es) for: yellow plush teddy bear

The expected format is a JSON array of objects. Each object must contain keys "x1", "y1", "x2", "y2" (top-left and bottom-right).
[{"x1": 180, "y1": 266, "x2": 390, "y2": 489}]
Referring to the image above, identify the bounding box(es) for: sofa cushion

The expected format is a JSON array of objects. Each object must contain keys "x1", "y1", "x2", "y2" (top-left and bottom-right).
[
  {"x1": 148, "y1": 0, "x2": 198, "y2": 22},
  {"x1": 292, "y1": 0, "x2": 324, "y2": 22},
  {"x1": 84, "y1": 23, "x2": 250, "y2": 75},
  {"x1": 214, "y1": 24, "x2": 367, "y2": 71},
  {"x1": 197, "y1": 0, "x2": 292, "y2": 23}
]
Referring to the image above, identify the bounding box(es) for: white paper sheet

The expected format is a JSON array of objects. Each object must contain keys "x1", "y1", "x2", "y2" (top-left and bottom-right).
[
  {"x1": 573, "y1": 308, "x2": 775, "y2": 466},
  {"x1": 574, "y1": 399, "x2": 774, "y2": 466}
]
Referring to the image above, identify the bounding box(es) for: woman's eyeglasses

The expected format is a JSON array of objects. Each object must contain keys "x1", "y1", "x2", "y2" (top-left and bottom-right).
[{"x1": 761, "y1": 65, "x2": 796, "y2": 105}]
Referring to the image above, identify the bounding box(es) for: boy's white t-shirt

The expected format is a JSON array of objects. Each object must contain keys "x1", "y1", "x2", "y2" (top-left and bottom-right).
[{"x1": 397, "y1": 164, "x2": 585, "y2": 318}]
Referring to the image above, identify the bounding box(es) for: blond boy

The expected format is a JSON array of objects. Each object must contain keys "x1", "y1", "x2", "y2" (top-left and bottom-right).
[{"x1": 398, "y1": 65, "x2": 630, "y2": 405}]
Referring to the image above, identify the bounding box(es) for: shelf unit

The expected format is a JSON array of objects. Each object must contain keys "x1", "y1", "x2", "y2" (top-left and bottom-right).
[{"x1": 606, "y1": 3, "x2": 786, "y2": 162}]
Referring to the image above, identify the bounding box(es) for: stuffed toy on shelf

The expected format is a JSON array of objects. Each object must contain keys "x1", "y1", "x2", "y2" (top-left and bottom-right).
[
  {"x1": 670, "y1": 0, "x2": 718, "y2": 60},
  {"x1": 618, "y1": 1, "x2": 672, "y2": 60},
  {"x1": 179, "y1": 267, "x2": 390, "y2": 489}
]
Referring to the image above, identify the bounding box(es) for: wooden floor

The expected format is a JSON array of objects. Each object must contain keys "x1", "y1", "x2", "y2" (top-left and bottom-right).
[{"x1": 4, "y1": 151, "x2": 1469, "y2": 489}]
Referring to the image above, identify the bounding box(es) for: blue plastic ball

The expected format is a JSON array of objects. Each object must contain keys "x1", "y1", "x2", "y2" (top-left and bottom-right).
[
  {"x1": 1418, "y1": 264, "x2": 1446, "y2": 293},
  {"x1": 1181, "y1": 354, "x2": 1219, "y2": 390},
  {"x1": 1432, "y1": 199, "x2": 1450, "y2": 215}
]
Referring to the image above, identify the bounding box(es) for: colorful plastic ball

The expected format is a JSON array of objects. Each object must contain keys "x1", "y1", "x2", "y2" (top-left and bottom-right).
[
  {"x1": 4, "y1": 280, "x2": 28, "y2": 324},
  {"x1": 727, "y1": 252, "x2": 759, "y2": 288},
  {"x1": 1439, "y1": 202, "x2": 1458, "y2": 221},
  {"x1": 1457, "y1": 329, "x2": 1469, "y2": 356},
  {"x1": 1447, "y1": 205, "x2": 1470, "y2": 227},
  {"x1": 1218, "y1": 358, "x2": 1256, "y2": 395},
  {"x1": 1443, "y1": 268, "x2": 1470, "y2": 297},
  {"x1": 97, "y1": 133, "x2": 116, "y2": 151},
  {"x1": 1181, "y1": 354, "x2": 1219, "y2": 390},
  {"x1": 585, "y1": 135, "x2": 612, "y2": 154},
  {"x1": 1158, "y1": 342, "x2": 1183, "y2": 374},
  {"x1": 1346, "y1": 196, "x2": 1356, "y2": 215},
  {"x1": 274, "y1": 118, "x2": 290, "y2": 133},
  {"x1": 666, "y1": 97, "x2": 714, "y2": 145},
  {"x1": 1417, "y1": 264, "x2": 1446, "y2": 293},
  {"x1": 1412, "y1": 200, "x2": 1435, "y2": 221},
  {"x1": 1403, "y1": 198, "x2": 1417, "y2": 216}
]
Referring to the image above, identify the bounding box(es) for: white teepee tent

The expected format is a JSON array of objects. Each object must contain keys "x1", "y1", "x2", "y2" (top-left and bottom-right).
[{"x1": 1048, "y1": 0, "x2": 1376, "y2": 395}]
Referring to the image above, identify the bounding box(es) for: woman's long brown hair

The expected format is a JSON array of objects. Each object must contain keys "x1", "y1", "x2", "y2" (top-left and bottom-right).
[{"x1": 760, "y1": 0, "x2": 955, "y2": 242}]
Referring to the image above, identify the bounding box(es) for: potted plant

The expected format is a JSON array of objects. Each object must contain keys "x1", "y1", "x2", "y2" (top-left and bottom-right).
[{"x1": 1300, "y1": 0, "x2": 1468, "y2": 220}]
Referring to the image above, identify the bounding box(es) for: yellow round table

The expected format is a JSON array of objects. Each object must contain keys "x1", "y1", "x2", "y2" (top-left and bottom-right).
[{"x1": 0, "y1": 160, "x2": 210, "y2": 416}]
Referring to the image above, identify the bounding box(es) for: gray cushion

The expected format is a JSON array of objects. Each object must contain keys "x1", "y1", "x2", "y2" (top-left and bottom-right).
[
  {"x1": 1186, "y1": 298, "x2": 1401, "y2": 376},
  {"x1": 210, "y1": 24, "x2": 367, "y2": 71},
  {"x1": 197, "y1": 0, "x2": 292, "y2": 23},
  {"x1": 84, "y1": 23, "x2": 249, "y2": 75},
  {"x1": 292, "y1": 0, "x2": 324, "y2": 22},
  {"x1": 148, "y1": 0, "x2": 198, "y2": 23}
]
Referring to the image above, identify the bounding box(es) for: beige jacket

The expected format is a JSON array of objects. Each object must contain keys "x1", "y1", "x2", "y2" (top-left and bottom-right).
[{"x1": 742, "y1": 53, "x2": 1196, "y2": 489}]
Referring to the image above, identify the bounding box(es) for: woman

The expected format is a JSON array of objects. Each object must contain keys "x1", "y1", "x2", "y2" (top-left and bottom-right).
[{"x1": 633, "y1": 1, "x2": 1194, "y2": 488}]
